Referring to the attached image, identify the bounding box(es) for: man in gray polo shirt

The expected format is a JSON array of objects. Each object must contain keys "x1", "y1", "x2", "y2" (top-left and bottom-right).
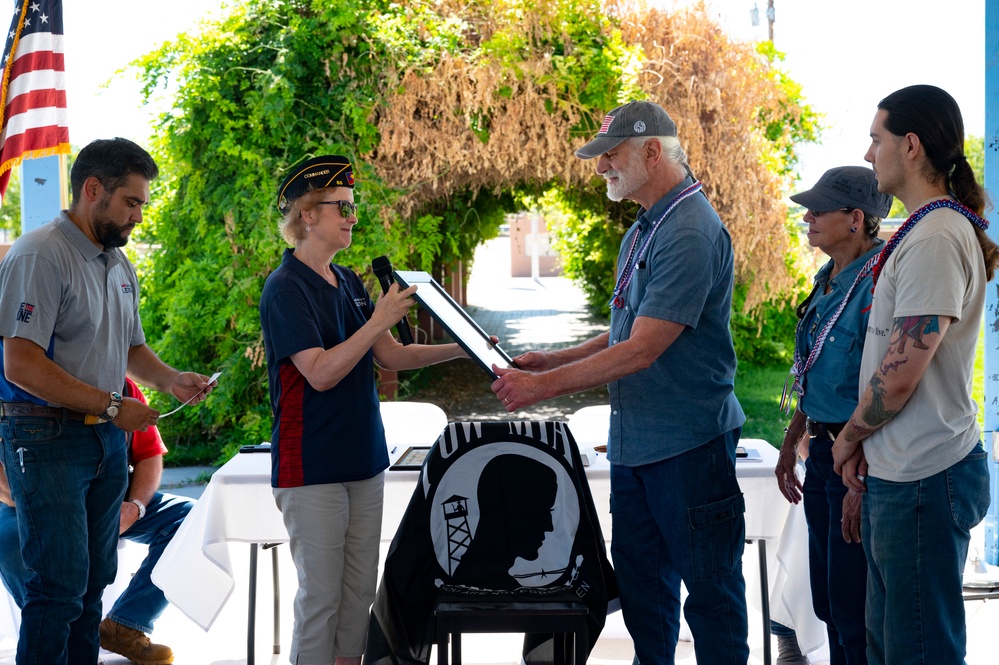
[
  {"x1": 492, "y1": 101, "x2": 748, "y2": 664},
  {"x1": 0, "y1": 138, "x2": 215, "y2": 665}
]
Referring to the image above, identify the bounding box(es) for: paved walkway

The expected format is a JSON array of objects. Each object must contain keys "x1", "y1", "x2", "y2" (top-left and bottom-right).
[{"x1": 465, "y1": 236, "x2": 609, "y2": 356}]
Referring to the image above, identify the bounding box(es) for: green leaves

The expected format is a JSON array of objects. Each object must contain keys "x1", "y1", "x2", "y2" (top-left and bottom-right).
[{"x1": 130, "y1": 0, "x2": 821, "y2": 462}]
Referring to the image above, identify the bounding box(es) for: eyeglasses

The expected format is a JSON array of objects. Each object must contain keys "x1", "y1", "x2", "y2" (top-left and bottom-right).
[
  {"x1": 317, "y1": 200, "x2": 358, "y2": 218},
  {"x1": 807, "y1": 207, "x2": 855, "y2": 217}
]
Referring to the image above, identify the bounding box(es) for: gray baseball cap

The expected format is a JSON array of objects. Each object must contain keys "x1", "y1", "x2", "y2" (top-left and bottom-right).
[
  {"x1": 790, "y1": 166, "x2": 893, "y2": 217},
  {"x1": 575, "y1": 101, "x2": 678, "y2": 159}
]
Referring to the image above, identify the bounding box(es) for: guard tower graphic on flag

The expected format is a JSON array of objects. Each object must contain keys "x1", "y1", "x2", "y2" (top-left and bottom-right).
[{"x1": 442, "y1": 494, "x2": 470, "y2": 575}]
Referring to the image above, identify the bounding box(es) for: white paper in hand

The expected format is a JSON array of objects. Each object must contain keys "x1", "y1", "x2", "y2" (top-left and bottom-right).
[{"x1": 158, "y1": 371, "x2": 222, "y2": 418}]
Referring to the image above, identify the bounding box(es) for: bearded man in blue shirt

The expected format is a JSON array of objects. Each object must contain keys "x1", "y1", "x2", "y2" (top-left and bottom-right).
[{"x1": 492, "y1": 100, "x2": 748, "y2": 665}]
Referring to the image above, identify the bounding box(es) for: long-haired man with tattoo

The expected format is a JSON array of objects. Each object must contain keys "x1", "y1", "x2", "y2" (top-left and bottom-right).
[{"x1": 832, "y1": 85, "x2": 997, "y2": 664}]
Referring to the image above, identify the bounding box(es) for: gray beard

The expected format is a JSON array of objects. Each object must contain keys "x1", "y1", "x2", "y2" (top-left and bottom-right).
[{"x1": 605, "y1": 164, "x2": 649, "y2": 202}]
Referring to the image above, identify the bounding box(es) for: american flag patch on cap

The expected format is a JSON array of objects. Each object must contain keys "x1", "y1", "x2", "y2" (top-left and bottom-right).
[{"x1": 598, "y1": 114, "x2": 616, "y2": 134}]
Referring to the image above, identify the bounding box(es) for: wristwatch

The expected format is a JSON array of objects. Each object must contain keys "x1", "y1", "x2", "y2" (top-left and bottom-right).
[
  {"x1": 103, "y1": 391, "x2": 123, "y2": 422},
  {"x1": 130, "y1": 499, "x2": 145, "y2": 520}
]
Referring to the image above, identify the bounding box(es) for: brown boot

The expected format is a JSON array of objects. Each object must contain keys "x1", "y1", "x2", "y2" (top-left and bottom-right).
[{"x1": 99, "y1": 618, "x2": 174, "y2": 665}]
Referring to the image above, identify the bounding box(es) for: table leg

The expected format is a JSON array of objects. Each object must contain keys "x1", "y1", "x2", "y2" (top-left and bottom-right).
[
  {"x1": 270, "y1": 545, "x2": 281, "y2": 654},
  {"x1": 757, "y1": 539, "x2": 771, "y2": 665},
  {"x1": 249, "y1": 543, "x2": 258, "y2": 665}
]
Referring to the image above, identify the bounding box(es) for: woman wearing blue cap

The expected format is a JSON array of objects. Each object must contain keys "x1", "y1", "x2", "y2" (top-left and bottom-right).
[
  {"x1": 774, "y1": 166, "x2": 892, "y2": 665},
  {"x1": 260, "y1": 155, "x2": 468, "y2": 665}
]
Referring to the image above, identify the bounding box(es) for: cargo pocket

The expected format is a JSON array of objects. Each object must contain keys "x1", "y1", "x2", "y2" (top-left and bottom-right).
[{"x1": 688, "y1": 492, "x2": 746, "y2": 581}]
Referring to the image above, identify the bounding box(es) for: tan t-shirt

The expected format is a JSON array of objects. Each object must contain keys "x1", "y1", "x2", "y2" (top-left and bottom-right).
[{"x1": 859, "y1": 204, "x2": 983, "y2": 482}]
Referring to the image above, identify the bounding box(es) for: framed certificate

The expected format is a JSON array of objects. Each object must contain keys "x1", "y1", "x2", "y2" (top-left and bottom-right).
[
  {"x1": 393, "y1": 270, "x2": 516, "y2": 379},
  {"x1": 390, "y1": 446, "x2": 431, "y2": 471}
]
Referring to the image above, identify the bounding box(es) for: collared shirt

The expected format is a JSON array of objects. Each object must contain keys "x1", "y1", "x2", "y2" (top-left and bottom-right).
[
  {"x1": 0, "y1": 212, "x2": 144, "y2": 402},
  {"x1": 796, "y1": 240, "x2": 884, "y2": 423},
  {"x1": 260, "y1": 248, "x2": 388, "y2": 488},
  {"x1": 607, "y1": 176, "x2": 745, "y2": 466}
]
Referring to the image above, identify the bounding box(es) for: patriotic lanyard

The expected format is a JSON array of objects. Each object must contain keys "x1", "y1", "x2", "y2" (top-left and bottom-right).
[
  {"x1": 610, "y1": 181, "x2": 702, "y2": 310},
  {"x1": 779, "y1": 253, "x2": 878, "y2": 413},
  {"x1": 779, "y1": 197, "x2": 990, "y2": 414},
  {"x1": 870, "y1": 198, "x2": 989, "y2": 286}
]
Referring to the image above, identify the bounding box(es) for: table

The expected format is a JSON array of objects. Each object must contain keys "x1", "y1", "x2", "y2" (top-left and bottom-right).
[
  {"x1": 153, "y1": 409, "x2": 814, "y2": 665},
  {"x1": 151, "y1": 401, "x2": 447, "y2": 663}
]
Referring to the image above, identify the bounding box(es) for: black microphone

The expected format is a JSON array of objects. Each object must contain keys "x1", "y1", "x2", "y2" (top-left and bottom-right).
[{"x1": 371, "y1": 256, "x2": 415, "y2": 345}]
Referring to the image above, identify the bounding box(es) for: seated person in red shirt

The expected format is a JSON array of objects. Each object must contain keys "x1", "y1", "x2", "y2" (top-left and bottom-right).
[{"x1": 0, "y1": 378, "x2": 193, "y2": 665}]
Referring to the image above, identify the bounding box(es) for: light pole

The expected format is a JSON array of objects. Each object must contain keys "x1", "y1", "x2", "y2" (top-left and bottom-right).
[{"x1": 750, "y1": 1, "x2": 776, "y2": 43}]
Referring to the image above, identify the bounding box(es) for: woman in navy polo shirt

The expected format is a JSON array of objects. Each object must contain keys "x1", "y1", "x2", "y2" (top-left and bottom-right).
[
  {"x1": 260, "y1": 155, "x2": 468, "y2": 665},
  {"x1": 773, "y1": 166, "x2": 892, "y2": 665}
]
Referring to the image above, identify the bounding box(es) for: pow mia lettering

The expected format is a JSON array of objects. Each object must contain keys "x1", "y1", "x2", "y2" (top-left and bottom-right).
[{"x1": 16, "y1": 302, "x2": 34, "y2": 323}]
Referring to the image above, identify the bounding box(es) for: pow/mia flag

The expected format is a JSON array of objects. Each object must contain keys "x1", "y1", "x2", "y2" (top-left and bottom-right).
[{"x1": 365, "y1": 421, "x2": 616, "y2": 665}]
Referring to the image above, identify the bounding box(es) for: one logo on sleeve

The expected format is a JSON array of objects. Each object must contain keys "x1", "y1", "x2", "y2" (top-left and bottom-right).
[
  {"x1": 16, "y1": 302, "x2": 34, "y2": 323},
  {"x1": 120, "y1": 283, "x2": 133, "y2": 294}
]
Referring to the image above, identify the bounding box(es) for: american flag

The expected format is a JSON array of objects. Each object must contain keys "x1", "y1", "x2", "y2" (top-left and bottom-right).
[
  {"x1": 598, "y1": 113, "x2": 616, "y2": 134},
  {"x1": 0, "y1": 0, "x2": 68, "y2": 200}
]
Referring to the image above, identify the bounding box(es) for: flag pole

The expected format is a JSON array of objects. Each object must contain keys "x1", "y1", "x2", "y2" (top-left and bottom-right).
[{"x1": 0, "y1": 0, "x2": 70, "y2": 233}]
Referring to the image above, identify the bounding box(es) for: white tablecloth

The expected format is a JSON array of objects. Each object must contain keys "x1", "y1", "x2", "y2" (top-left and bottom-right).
[
  {"x1": 152, "y1": 401, "x2": 447, "y2": 630},
  {"x1": 152, "y1": 410, "x2": 815, "y2": 641}
]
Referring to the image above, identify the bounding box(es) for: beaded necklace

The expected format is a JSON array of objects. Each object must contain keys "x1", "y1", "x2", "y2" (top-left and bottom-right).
[
  {"x1": 779, "y1": 197, "x2": 990, "y2": 414},
  {"x1": 780, "y1": 250, "x2": 879, "y2": 413},
  {"x1": 871, "y1": 198, "x2": 989, "y2": 286},
  {"x1": 609, "y1": 181, "x2": 702, "y2": 310}
]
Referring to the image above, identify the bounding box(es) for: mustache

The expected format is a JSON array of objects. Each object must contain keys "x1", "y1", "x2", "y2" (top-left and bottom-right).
[{"x1": 603, "y1": 169, "x2": 620, "y2": 180}]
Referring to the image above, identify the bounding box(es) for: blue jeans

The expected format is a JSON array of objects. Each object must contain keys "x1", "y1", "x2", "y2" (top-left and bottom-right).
[
  {"x1": 106, "y1": 492, "x2": 193, "y2": 633},
  {"x1": 0, "y1": 492, "x2": 194, "y2": 635},
  {"x1": 0, "y1": 417, "x2": 127, "y2": 665},
  {"x1": 803, "y1": 435, "x2": 868, "y2": 665},
  {"x1": 610, "y1": 429, "x2": 748, "y2": 665},
  {"x1": 862, "y1": 443, "x2": 990, "y2": 665},
  {"x1": 770, "y1": 620, "x2": 796, "y2": 638}
]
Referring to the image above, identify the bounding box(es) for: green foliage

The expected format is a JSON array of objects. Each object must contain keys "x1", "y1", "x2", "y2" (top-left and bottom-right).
[
  {"x1": 753, "y1": 42, "x2": 823, "y2": 179},
  {"x1": 0, "y1": 169, "x2": 21, "y2": 238},
  {"x1": 129, "y1": 0, "x2": 821, "y2": 463},
  {"x1": 131, "y1": 0, "x2": 517, "y2": 458},
  {"x1": 966, "y1": 135, "x2": 985, "y2": 186},
  {"x1": 731, "y1": 281, "x2": 802, "y2": 366},
  {"x1": 134, "y1": 0, "x2": 398, "y2": 457},
  {"x1": 734, "y1": 363, "x2": 792, "y2": 446}
]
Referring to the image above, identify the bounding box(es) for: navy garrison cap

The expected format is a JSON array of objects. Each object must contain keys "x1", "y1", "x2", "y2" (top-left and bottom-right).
[{"x1": 277, "y1": 155, "x2": 354, "y2": 213}]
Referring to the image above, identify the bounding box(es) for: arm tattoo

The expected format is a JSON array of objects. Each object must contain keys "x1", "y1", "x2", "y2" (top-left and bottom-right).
[
  {"x1": 888, "y1": 315, "x2": 938, "y2": 354},
  {"x1": 881, "y1": 357, "x2": 908, "y2": 373},
  {"x1": 844, "y1": 420, "x2": 874, "y2": 443},
  {"x1": 862, "y1": 374, "x2": 899, "y2": 427}
]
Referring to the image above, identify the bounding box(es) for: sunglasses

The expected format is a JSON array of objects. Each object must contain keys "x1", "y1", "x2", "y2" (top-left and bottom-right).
[
  {"x1": 807, "y1": 207, "x2": 855, "y2": 217},
  {"x1": 317, "y1": 200, "x2": 358, "y2": 218}
]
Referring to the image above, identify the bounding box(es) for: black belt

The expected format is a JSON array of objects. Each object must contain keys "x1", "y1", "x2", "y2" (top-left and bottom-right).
[
  {"x1": 806, "y1": 419, "x2": 846, "y2": 439},
  {"x1": 0, "y1": 402, "x2": 102, "y2": 424}
]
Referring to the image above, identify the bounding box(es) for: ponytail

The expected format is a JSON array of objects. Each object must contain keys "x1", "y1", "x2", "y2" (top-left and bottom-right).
[
  {"x1": 949, "y1": 157, "x2": 986, "y2": 216},
  {"x1": 879, "y1": 85, "x2": 999, "y2": 281},
  {"x1": 948, "y1": 158, "x2": 999, "y2": 280}
]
